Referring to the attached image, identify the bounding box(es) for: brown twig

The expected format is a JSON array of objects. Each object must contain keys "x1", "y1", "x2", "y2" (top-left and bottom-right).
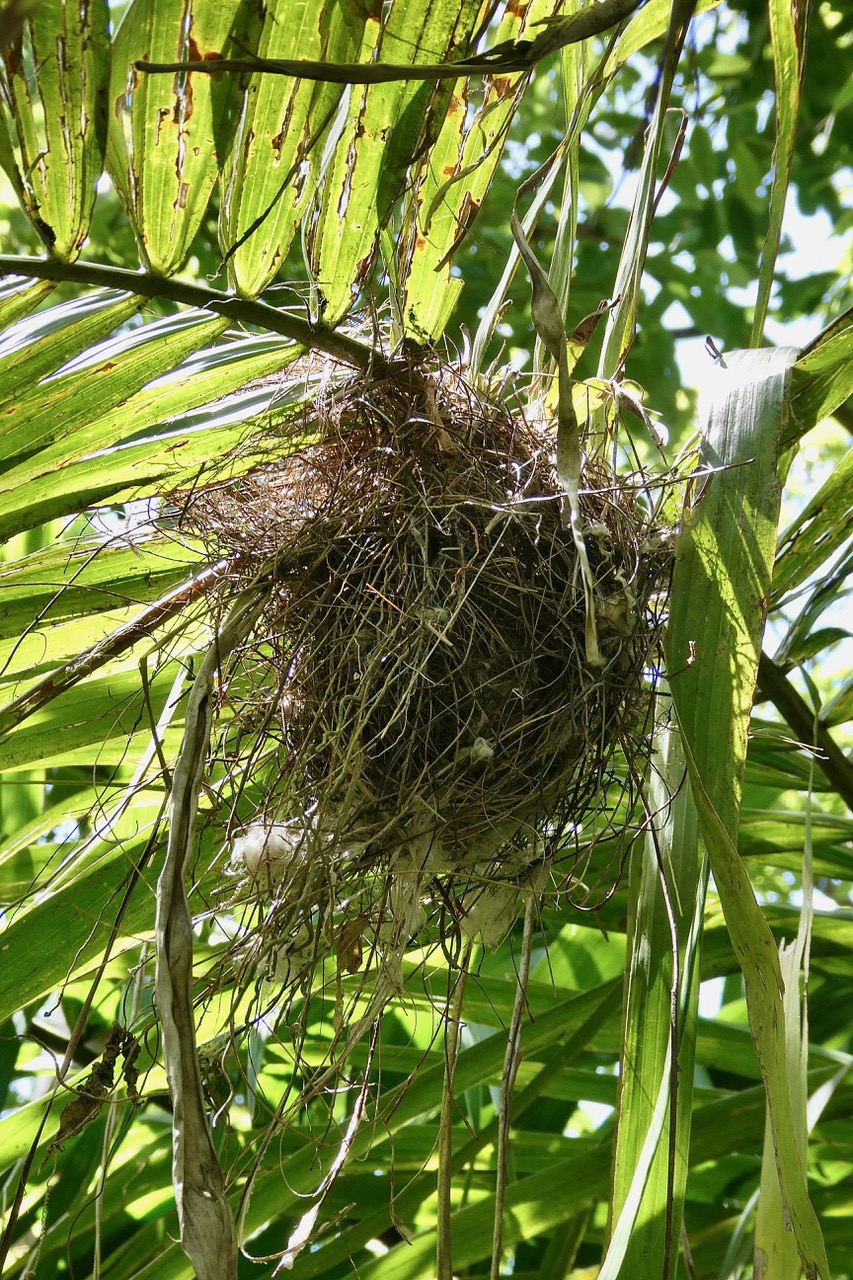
[
  {"x1": 490, "y1": 897, "x2": 535, "y2": 1280},
  {"x1": 0, "y1": 257, "x2": 393, "y2": 375},
  {"x1": 155, "y1": 583, "x2": 267, "y2": 1280},
  {"x1": 756, "y1": 651, "x2": 853, "y2": 812},
  {"x1": 0, "y1": 561, "x2": 229, "y2": 738},
  {"x1": 135, "y1": 0, "x2": 645, "y2": 84},
  {"x1": 437, "y1": 947, "x2": 472, "y2": 1280}
]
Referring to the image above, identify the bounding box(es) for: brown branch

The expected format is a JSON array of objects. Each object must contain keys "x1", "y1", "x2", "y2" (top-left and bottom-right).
[
  {"x1": 437, "y1": 948, "x2": 471, "y2": 1280},
  {"x1": 0, "y1": 562, "x2": 228, "y2": 738},
  {"x1": 756, "y1": 651, "x2": 853, "y2": 812},
  {"x1": 0, "y1": 257, "x2": 392, "y2": 375},
  {"x1": 155, "y1": 585, "x2": 267, "y2": 1280},
  {"x1": 135, "y1": 0, "x2": 644, "y2": 83},
  {"x1": 490, "y1": 897, "x2": 535, "y2": 1280}
]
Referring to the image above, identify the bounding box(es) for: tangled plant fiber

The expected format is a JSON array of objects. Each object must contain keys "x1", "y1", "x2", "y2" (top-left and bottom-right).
[{"x1": 182, "y1": 356, "x2": 669, "y2": 955}]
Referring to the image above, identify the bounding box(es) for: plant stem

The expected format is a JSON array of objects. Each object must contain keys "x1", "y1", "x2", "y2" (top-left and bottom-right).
[
  {"x1": 756, "y1": 651, "x2": 853, "y2": 811},
  {"x1": 0, "y1": 256, "x2": 392, "y2": 374}
]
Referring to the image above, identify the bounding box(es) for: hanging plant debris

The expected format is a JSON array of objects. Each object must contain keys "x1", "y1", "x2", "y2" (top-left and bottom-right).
[{"x1": 178, "y1": 354, "x2": 671, "y2": 968}]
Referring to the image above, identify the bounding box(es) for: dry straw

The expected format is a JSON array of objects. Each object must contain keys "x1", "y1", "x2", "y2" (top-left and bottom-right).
[{"x1": 180, "y1": 353, "x2": 670, "y2": 971}]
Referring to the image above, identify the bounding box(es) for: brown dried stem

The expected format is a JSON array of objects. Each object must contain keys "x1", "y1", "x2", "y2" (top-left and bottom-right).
[
  {"x1": 0, "y1": 561, "x2": 229, "y2": 737},
  {"x1": 135, "y1": 0, "x2": 644, "y2": 83},
  {"x1": 0, "y1": 256, "x2": 392, "y2": 375},
  {"x1": 437, "y1": 946, "x2": 472, "y2": 1280},
  {"x1": 490, "y1": 897, "x2": 535, "y2": 1280},
  {"x1": 155, "y1": 583, "x2": 267, "y2": 1280}
]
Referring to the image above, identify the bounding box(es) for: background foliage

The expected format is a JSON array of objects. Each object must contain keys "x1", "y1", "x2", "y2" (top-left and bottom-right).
[{"x1": 0, "y1": 0, "x2": 851, "y2": 1278}]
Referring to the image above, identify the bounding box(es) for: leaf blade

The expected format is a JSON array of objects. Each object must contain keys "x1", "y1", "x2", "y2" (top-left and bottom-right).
[
  {"x1": 0, "y1": 0, "x2": 109, "y2": 258},
  {"x1": 666, "y1": 346, "x2": 829, "y2": 1279}
]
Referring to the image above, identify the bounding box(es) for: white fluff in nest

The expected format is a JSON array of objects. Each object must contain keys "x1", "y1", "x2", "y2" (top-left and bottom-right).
[
  {"x1": 459, "y1": 885, "x2": 518, "y2": 949},
  {"x1": 230, "y1": 823, "x2": 307, "y2": 880}
]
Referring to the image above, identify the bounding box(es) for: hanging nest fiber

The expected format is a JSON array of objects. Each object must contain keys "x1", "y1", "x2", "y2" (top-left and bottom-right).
[{"x1": 181, "y1": 355, "x2": 670, "y2": 952}]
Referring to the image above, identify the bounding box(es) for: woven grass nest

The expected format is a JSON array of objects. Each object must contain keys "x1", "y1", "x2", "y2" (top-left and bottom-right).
[{"x1": 183, "y1": 356, "x2": 670, "y2": 954}]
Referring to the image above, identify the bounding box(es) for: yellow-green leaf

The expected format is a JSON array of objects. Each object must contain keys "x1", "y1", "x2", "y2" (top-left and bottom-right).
[
  {"x1": 107, "y1": 0, "x2": 250, "y2": 275},
  {"x1": 666, "y1": 346, "x2": 829, "y2": 1279},
  {"x1": 312, "y1": 0, "x2": 480, "y2": 325},
  {"x1": 0, "y1": 0, "x2": 109, "y2": 258},
  {"x1": 221, "y1": 0, "x2": 363, "y2": 298}
]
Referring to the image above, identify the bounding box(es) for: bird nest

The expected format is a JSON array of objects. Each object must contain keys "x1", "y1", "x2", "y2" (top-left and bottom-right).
[{"x1": 180, "y1": 356, "x2": 670, "y2": 953}]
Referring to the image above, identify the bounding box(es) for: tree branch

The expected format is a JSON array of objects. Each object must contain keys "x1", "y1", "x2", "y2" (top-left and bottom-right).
[
  {"x1": 134, "y1": 0, "x2": 644, "y2": 84},
  {"x1": 0, "y1": 562, "x2": 227, "y2": 739},
  {"x1": 156, "y1": 585, "x2": 267, "y2": 1280},
  {"x1": 756, "y1": 651, "x2": 853, "y2": 812},
  {"x1": 139, "y1": 52, "x2": 530, "y2": 83},
  {"x1": 0, "y1": 256, "x2": 393, "y2": 375}
]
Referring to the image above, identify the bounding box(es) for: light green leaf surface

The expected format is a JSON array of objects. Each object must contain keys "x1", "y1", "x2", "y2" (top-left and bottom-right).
[
  {"x1": 399, "y1": 0, "x2": 555, "y2": 341},
  {"x1": 0, "y1": 837, "x2": 160, "y2": 1024},
  {"x1": 0, "y1": 0, "x2": 109, "y2": 258},
  {"x1": 753, "y1": 940, "x2": 810, "y2": 1278},
  {"x1": 107, "y1": 0, "x2": 249, "y2": 274},
  {"x1": 666, "y1": 346, "x2": 829, "y2": 1278},
  {"x1": 0, "y1": 538, "x2": 200, "y2": 644},
  {"x1": 0, "y1": 338, "x2": 302, "y2": 539},
  {"x1": 0, "y1": 277, "x2": 57, "y2": 328},
  {"x1": 605, "y1": 709, "x2": 707, "y2": 1278},
  {"x1": 221, "y1": 0, "x2": 363, "y2": 298},
  {"x1": 312, "y1": 0, "x2": 481, "y2": 325},
  {"x1": 0, "y1": 310, "x2": 227, "y2": 470},
  {"x1": 0, "y1": 667, "x2": 180, "y2": 771},
  {"x1": 0, "y1": 291, "x2": 143, "y2": 403},
  {"x1": 788, "y1": 306, "x2": 853, "y2": 441},
  {"x1": 750, "y1": 0, "x2": 808, "y2": 345}
]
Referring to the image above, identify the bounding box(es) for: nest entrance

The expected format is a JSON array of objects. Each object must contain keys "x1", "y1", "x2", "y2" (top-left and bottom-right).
[{"x1": 184, "y1": 358, "x2": 668, "y2": 945}]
